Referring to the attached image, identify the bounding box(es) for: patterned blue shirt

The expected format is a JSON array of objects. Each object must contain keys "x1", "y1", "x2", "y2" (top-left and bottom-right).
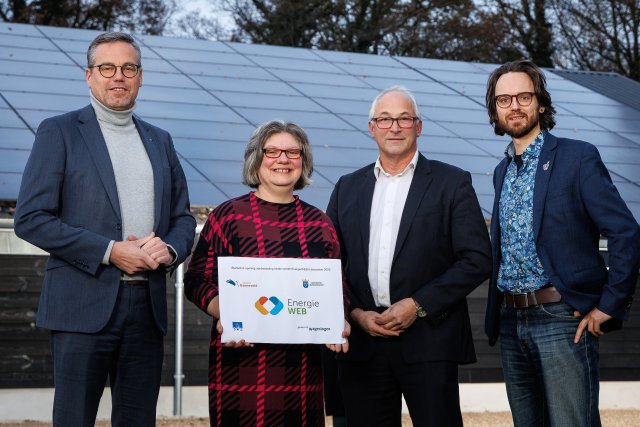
[{"x1": 498, "y1": 132, "x2": 550, "y2": 293}]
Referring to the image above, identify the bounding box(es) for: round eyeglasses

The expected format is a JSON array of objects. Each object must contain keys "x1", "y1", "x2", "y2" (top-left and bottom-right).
[
  {"x1": 89, "y1": 63, "x2": 141, "y2": 78},
  {"x1": 263, "y1": 148, "x2": 302, "y2": 159},
  {"x1": 371, "y1": 116, "x2": 419, "y2": 129},
  {"x1": 495, "y1": 92, "x2": 535, "y2": 109}
]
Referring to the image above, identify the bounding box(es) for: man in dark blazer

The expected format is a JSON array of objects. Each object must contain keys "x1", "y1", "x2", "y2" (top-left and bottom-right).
[
  {"x1": 326, "y1": 86, "x2": 492, "y2": 427},
  {"x1": 14, "y1": 32, "x2": 195, "y2": 427},
  {"x1": 484, "y1": 60, "x2": 640, "y2": 427}
]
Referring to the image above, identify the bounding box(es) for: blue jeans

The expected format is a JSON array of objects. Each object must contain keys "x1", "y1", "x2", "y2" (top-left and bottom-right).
[{"x1": 500, "y1": 301, "x2": 601, "y2": 427}]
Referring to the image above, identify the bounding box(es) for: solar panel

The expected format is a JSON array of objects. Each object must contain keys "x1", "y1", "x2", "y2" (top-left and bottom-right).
[
  {"x1": 138, "y1": 86, "x2": 222, "y2": 105},
  {"x1": 0, "y1": 172, "x2": 22, "y2": 199},
  {"x1": 619, "y1": 132, "x2": 640, "y2": 145},
  {"x1": 269, "y1": 69, "x2": 367, "y2": 87},
  {"x1": 0, "y1": 22, "x2": 40, "y2": 36},
  {"x1": 250, "y1": 55, "x2": 345, "y2": 73},
  {"x1": 0, "y1": 107, "x2": 25, "y2": 128},
  {"x1": 0, "y1": 59, "x2": 82, "y2": 79},
  {"x1": 136, "y1": 34, "x2": 235, "y2": 53},
  {"x1": 175, "y1": 139, "x2": 246, "y2": 161},
  {"x1": 214, "y1": 92, "x2": 325, "y2": 112},
  {"x1": 229, "y1": 42, "x2": 319, "y2": 60},
  {"x1": 0, "y1": 149, "x2": 30, "y2": 172},
  {"x1": 185, "y1": 180, "x2": 230, "y2": 206},
  {"x1": 135, "y1": 102, "x2": 231, "y2": 121},
  {"x1": 0, "y1": 33, "x2": 56, "y2": 49},
  {"x1": 0, "y1": 45, "x2": 72, "y2": 64},
  {"x1": 0, "y1": 21, "x2": 637, "y2": 222},
  {"x1": 397, "y1": 56, "x2": 487, "y2": 73},
  {"x1": 0, "y1": 128, "x2": 36, "y2": 150},
  {"x1": 419, "y1": 136, "x2": 489, "y2": 156},
  {"x1": 314, "y1": 49, "x2": 401, "y2": 66},
  {"x1": 304, "y1": 128, "x2": 372, "y2": 149},
  {"x1": 0, "y1": 75, "x2": 86, "y2": 96}
]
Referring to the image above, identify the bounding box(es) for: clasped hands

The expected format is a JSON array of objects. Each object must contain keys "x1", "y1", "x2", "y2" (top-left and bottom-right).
[
  {"x1": 110, "y1": 232, "x2": 173, "y2": 274},
  {"x1": 352, "y1": 297, "x2": 418, "y2": 338}
]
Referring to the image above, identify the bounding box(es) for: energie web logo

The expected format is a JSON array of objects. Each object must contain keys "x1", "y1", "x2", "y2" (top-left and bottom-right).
[{"x1": 255, "y1": 296, "x2": 284, "y2": 315}]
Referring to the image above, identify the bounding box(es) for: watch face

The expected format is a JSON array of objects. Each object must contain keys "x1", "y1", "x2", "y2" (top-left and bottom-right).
[{"x1": 417, "y1": 306, "x2": 427, "y2": 318}]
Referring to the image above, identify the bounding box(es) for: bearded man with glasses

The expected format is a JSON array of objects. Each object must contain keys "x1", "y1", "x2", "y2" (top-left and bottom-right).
[
  {"x1": 326, "y1": 85, "x2": 492, "y2": 426},
  {"x1": 14, "y1": 32, "x2": 195, "y2": 426},
  {"x1": 484, "y1": 59, "x2": 640, "y2": 427}
]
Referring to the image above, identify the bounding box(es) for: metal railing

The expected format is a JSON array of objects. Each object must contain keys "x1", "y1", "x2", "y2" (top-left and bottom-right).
[{"x1": 173, "y1": 222, "x2": 203, "y2": 416}]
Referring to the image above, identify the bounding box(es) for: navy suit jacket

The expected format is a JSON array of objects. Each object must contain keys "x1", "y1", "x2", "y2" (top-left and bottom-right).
[
  {"x1": 327, "y1": 153, "x2": 492, "y2": 364},
  {"x1": 485, "y1": 131, "x2": 640, "y2": 345},
  {"x1": 14, "y1": 105, "x2": 195, "y2": 335}
]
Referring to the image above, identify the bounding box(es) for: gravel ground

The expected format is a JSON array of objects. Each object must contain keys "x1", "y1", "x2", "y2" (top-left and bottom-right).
[{"x1": 3, "y1": 410, "x2": 639, "y2": 426}]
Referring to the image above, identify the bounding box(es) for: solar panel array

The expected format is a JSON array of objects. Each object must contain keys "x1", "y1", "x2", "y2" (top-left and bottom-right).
[{"x1": 1, "y1": 22, "x2": 639, "y2": 220}]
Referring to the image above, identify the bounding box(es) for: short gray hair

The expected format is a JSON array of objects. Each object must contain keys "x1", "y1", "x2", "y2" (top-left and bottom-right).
[
  {"x1": 242, "y1": 120, "x2": 314, "y2": 190},
  {"x1": 368, "y1": 85, "x2": 421, "y2": 121},
  {"x1": 87, "y1": 32, "x2": 141, "y2": 67}
]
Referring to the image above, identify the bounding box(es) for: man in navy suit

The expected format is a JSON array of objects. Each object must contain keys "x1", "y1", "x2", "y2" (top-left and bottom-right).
[
  {"x1": 14, "y1": 32, "x2": 195, "y2": 426},
  {"x1": 484, "y1": 59, "x2": 640, "y2": 426},
  {"x1": 327, "y1": 86, "x2": 492, "y2": 427}
]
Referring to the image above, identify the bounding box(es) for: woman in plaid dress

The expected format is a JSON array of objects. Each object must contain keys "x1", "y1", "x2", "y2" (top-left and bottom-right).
[{"x1": 185, "y1": 120, "x2": 349, "y2": 427}]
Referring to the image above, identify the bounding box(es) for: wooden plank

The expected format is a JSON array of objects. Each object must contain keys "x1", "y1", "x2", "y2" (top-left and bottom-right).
[{"x1": 1, "y1": 254, "x2": 639, "y2": 388}]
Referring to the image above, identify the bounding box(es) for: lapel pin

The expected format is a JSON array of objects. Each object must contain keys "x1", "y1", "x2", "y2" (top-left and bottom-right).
[{"x1": 543, "y1": 161, "x2": 550, "y2": 171}]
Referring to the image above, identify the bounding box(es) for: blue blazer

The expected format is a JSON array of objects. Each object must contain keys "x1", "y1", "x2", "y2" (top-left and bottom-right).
[
  {"x1": 485, "y1": 131, "x2": 640, "y2": 345},
  {"x1": 14, "y1": 105, "x2": 196, "y2": 335},
  {"x1": 327, "y1": 153, "x2": 492, "y2": 364}
]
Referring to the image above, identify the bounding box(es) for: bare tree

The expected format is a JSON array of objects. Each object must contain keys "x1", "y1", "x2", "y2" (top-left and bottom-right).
[
  {"x1": 315, "y1": 0, "x2": 404, "y2": 54},
  {"x1": 223, "y1": 0, "x2": 522, "y2": 61},
  {"x1": 172, "y1": 10, "x2": 230, "y2": 40},
  {"x1": 387, "y1": 1, "x2": 525, "y2": 63},
  {"x1": 490, "y1": 0, "x2": 555, "y2": 67},
  {"x1": 0, "y1": 0, "x2": 175, "y2": 35},
  {"x1": 225, "y1": 0, "x2": 340, "y2": 47},
  {"x1": 551, "y1": 0, "x2": 640, "y2": 80}
]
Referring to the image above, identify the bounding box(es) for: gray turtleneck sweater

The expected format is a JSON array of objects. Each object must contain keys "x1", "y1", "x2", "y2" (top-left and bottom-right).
[{"x1": 91, "y1": 95, "x2": 155, "y2": 276}]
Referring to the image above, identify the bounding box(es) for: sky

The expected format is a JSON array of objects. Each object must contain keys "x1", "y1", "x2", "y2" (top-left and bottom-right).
[{"x1": 169, "y1": 0, "x2": 234, "y2": 38}]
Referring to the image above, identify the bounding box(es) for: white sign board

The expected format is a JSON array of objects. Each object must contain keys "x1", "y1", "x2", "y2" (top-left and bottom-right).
[{"x1": 218, "y1": 256, "x2": 345, "y2": 344}]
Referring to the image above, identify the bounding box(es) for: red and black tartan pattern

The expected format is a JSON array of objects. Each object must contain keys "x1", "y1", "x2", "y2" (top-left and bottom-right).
[{"x1": 184, "y1": 192, "x2": 343, "y2": 427}]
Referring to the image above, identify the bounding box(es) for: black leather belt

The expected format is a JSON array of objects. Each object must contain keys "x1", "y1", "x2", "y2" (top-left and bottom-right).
[{"x1": 504, "y1": 286, "x2": 562, "y2": 308}]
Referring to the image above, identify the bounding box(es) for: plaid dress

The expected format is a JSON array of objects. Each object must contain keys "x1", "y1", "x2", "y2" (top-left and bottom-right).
[{"x1": 185, "y1": 192, "x2": 343, "y2": 427}]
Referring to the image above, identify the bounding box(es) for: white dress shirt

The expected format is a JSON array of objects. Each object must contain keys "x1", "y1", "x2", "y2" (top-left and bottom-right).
[{"x1": 368, "y1": 150, "x2": 418, "y2": 307}]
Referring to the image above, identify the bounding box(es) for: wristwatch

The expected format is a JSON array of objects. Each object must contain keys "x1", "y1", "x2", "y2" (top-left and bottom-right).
[{"x1": 413, "y1": 298, "x2": 427, "y2": 318}]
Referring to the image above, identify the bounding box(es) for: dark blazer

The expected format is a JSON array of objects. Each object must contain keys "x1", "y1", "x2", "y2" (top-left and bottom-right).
[
  {"x1": 14, "y1": 105, "x2": 195, "y2": 335},
  {"x1": 327, "y1": 153, "x2": 492, "y2": 364},
  {"x1": 485, "y1": 131, "x2": 640, "y2": 345}
]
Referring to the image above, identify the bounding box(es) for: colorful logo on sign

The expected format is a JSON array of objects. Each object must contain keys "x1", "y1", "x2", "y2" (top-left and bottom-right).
[
  {"x1": 232, "y1": 321, "x2": 243, "y2": 331},
  {"x1": 302, "y1": 279, "x2": 309, "y2": 288},
  {"x1": 255, "y1": 296, "x2": 284, "y2": 315},
  {"x1": 226, "y1": 279, "x2": 237, "y2": 286}
]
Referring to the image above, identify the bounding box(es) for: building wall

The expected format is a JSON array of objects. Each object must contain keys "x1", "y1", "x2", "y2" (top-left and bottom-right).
[{"x1": 1, "y1": 254, "x2": 639, "y2": 388}]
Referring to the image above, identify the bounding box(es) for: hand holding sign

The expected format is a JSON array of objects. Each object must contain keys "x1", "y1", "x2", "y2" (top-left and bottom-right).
[{"x1": 218, "y1": 257, "x2": 345, "y2": 344}]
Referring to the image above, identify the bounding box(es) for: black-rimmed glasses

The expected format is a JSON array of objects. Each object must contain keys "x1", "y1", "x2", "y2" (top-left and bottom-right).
[
  {"x1": 89, "y1": 63, "x2": 141, "y2": 78},
  {"x1": 495, "y1": 92, "x2": 535, "y2": 109},
  {"x1": 371, "y1": 116, "x2": 419, "y2": 129},
  {"x1": 263, "y1": 148, "x2": 302, "y2": 159}
]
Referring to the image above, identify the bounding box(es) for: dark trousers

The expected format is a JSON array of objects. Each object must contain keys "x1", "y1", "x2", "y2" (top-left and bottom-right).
[
  {"x1": 338, "y1": 338, "x2": 462, "y2": 427},
  {"x1": 50, "y1": 283, "x2": 163, "y2": 427}
]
